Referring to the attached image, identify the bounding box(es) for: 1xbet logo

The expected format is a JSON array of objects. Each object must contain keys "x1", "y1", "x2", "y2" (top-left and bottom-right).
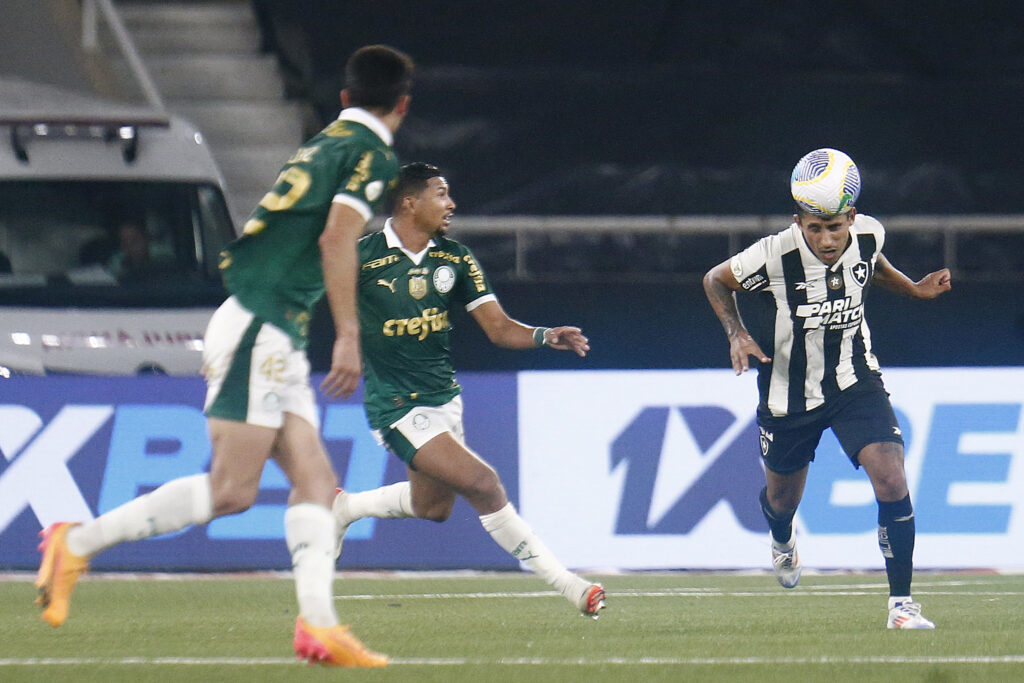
[
  {"x1": 607, "y1": 401, "x2": 1020, "y2": 538},
  {"x1": 610, "y1": 406, "x2": 764, "y2": 534},
  {"x1": 0, "y1": 406, "x2": 111, "y2": 531},
  {"x1": 0, "y1": 404, "x2": 387, "y2": 540}
]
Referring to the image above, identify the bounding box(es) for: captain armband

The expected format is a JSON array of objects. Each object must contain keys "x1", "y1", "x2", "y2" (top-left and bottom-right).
[{"x1": 532, "y1": 326, "x2": 551, "y2": 347}]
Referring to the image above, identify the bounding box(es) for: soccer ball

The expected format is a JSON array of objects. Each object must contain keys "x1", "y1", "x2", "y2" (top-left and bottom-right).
[{"x1": 790, "y1": 148, "x2": 861, "y2": 216}]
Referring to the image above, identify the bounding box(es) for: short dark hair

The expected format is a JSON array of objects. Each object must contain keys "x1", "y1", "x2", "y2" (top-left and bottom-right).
[
  {"x1": 793, "y1": 203, "x2": 854, "y2": 219},
  {"x1": 390, "y1": 162, "x2": 442, "y2": 212},
  {"x1": 344, "y1": 45, "x2": 414, "y2": 111}
]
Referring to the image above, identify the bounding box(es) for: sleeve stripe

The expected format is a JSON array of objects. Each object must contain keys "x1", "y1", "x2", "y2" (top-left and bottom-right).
[
  {"x1": 332, "y1": 193, "x2": 373, "y2": 221},
  {"x1": 465, "y1": 293, "x2": 497, "y2": 312}
]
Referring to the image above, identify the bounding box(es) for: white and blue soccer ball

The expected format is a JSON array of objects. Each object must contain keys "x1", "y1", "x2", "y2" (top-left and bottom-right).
[{"x1": 790, "y1": 148, "x2": 861, "y2": 216}]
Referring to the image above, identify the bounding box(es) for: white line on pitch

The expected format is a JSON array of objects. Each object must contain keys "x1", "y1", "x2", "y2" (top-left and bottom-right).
[
  {"x1": 3, "y1": 655, "x2": 1024, "y2": 667},
  {"x1": 335, "y1": 589, "x2": 1024, "y2": 600}
]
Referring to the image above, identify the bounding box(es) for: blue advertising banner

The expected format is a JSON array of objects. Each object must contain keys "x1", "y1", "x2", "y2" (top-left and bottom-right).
[
  {"x1": 0, "y1": 373, "x2": 519, "y2": 570},
  {"x1": 519, "y1": 368, "x2": 1024, "y2": 569},
  {"x1": 6, "y1": 367, "x2": 1022, "y2": 572}
]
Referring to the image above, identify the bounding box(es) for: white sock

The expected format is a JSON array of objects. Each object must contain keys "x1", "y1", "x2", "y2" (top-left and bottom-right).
[
  {"x1": 479, "y1": 502, "x2": 588, "y2": 603},
  {"x1": 338, "y1": 482, "x2": 414, "y2": 523},
  {"x1": 285, "y1": 503, "x2": 339, "y2": 629},
  {"x1": 65, "y1": 474, "x2": 213, "y2": 557}
]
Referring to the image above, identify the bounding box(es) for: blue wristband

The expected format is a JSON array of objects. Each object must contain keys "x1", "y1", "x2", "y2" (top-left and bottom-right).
[{"x1": 532, "y1": 327, "x2": 550, "y2": 347}]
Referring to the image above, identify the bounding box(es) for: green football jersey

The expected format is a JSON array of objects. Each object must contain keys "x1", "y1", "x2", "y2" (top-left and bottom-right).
[
  {"x1": 219, "y1": 108, "x2": 399, "y2": 346},
  {"x1": 359, "y1": 221, "x2": 496, "y2": 429}
]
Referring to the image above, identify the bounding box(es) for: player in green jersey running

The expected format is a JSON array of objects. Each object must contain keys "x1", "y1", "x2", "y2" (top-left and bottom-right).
[
  {"x1": 332, "y1": 162, "x2": 606, "y2": 618},
  {"x1": 33, "y1": 45, "x2": 413, "y2": 667}
]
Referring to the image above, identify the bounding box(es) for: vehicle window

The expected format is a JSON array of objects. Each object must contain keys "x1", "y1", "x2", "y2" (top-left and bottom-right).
[{"x1": 0, "y1": 180, "x2": 235, "y2": 306}]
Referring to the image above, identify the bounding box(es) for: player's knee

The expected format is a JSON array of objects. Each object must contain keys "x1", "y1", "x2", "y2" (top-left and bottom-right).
[
  {"x1": 465, "y1": 465, "x2": 503, "y2": 500},
  {"x1": 212, "y1": 497, "x2": 253, "y2": 518},
  {"x1": 871, "y1": 470, "x2": 908, "y2": 500},
  {"x1": 410, "y1": 487, "x2": 456, "y2": 522},
  {"x1": 863, "y1": 449, "x2": 909, "y2": 498},
  {"x1": 419, "y1": 501, "x2": 454, "y2": 523},
  {"x1": 211, "y1": 484, "x2": 258, "y2": 517}
]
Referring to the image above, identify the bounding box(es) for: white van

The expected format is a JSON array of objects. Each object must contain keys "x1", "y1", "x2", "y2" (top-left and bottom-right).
[{"x1": 0, "y1": 80, "x2": 238, "y2": 376}]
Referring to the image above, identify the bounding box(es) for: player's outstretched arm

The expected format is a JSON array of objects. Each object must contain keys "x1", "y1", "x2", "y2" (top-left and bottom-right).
[
  {"x1": 468, "y1": 300, "x2": 589, "y2": 356},
  {"x1": 319, "y1": 203, "x2": 367, "y2": 398},
  {"x1": 872, "y1": 254, "x2": 952, "y2": 299},
  {"x1": 703, "y1": 259, "x2": 771, "y2": 375}
]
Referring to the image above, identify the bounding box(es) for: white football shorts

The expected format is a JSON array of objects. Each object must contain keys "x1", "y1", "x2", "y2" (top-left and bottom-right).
[
  {"x1": 373, "y1": 395, "x2": 465, "y2": 463},
  {"x1": 202, "y1": 296, "x2": 319, "y2": 430}
]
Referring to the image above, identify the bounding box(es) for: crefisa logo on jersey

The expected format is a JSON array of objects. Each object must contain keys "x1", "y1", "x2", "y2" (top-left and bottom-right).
[{"x1": 432, "y1": 265, "x2": 455, "y2": 294}]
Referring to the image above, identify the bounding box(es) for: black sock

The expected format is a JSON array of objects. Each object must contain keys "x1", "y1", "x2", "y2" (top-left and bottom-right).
[
  {"x1": 878, "y1": 494, "x2": 915, "y2": 597},
  {"x1": 760, "y1": 486, "x2": 795, "y2": 545}
]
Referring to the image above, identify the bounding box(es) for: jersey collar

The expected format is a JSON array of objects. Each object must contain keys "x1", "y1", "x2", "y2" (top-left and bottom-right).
[
  {"x1": 384, "y1": 218, "x2": 435, "y2": 265},
  {"x1": 337, "y1": 107, "x2": 393, "y2": 146}
]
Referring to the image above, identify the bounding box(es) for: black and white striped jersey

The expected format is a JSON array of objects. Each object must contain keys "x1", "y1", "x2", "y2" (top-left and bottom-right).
[{"x1": 730, "y1": 214, "x2": 886, "y2": 417}]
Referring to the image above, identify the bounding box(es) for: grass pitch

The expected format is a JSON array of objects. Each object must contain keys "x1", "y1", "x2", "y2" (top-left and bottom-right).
[{"x1": 2, "y1": 570, "x2": 1023, "y2": 682}]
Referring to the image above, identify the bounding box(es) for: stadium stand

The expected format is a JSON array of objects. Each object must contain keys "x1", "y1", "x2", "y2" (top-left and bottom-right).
[
  {"x1": 251, "y1": 1, "x2": 1024, "y2": 217},
  {"x1": 2, "y1": 1, "x2": 1022, "y2": 370},
  {"x1": 244, "y1": 1, "x2": 1024, "y2": 369},
  {"x1": 248, "y1": 0, "x2": 1024, "y2": 290}
]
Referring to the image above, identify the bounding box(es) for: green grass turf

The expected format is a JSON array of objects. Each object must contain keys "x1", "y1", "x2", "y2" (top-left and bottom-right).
[{"x1": 1, "y1": 571, "x2": 1023, "y2": 682}]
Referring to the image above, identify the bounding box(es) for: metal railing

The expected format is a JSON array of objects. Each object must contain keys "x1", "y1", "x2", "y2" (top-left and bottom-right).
[
  {"x1": 80, "y1": 0, "x2": 166, "y2": 112},
  {"x1": 436, "y1": 214, "x2": 1024, "y2": 280}
]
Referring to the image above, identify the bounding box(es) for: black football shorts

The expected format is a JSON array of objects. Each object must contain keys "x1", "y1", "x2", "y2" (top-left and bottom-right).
[{"x1": 757, "y1": 378, "x2": 904, "y2": 475}]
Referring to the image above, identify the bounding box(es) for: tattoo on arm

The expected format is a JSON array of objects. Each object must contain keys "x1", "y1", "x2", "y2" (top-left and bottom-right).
[{"x1": 705, "y1": 274, "x2": 745, "y2": 339}]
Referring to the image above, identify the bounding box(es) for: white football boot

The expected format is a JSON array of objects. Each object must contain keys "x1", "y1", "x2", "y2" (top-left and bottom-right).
[
  {"x1": 771, "y1": 530, "x2": 801, "y2": 589},
  {"x1": 887, "y1": 597, "x2": 935, "y2": 629}
]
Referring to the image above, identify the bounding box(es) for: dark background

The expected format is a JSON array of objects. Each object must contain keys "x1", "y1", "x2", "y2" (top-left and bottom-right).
[
  {"x1": 250, "y1": 1, "x2": 1024, "y2": 370},
  {"x1": 254, "y1": 1, "x2": 1024, "y2": 216},
  {"x1": 4, "y1": 1, "x2": 1021, "y2": 370}
]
